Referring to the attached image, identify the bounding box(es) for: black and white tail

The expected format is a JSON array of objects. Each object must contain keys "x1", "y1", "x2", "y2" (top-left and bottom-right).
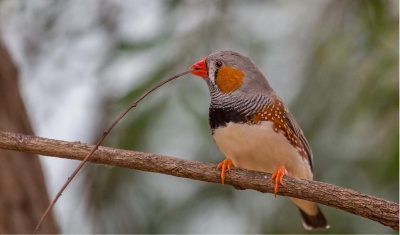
[{"x1": 298, "y1": 206, "x2": 330, "y2": 230}]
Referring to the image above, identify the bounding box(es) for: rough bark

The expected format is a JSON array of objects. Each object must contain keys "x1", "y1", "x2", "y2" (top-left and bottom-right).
[
  {"x1": 0, "y1": 131, "x2": 398, "y2": 231},
  {"x1": 0, "y1": 42, "x2": 59, "y2": 233}
]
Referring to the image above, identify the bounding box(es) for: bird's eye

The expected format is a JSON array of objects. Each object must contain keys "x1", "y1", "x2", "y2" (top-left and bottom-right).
[{"x1": 215, "y1": 60, "x2": 224, "y2": 68}]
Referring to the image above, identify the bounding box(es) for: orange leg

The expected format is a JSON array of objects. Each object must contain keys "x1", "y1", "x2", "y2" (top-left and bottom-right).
[
  {"x1": 271, "y1": 165, "x2": 288, "y2": 197},
  {"x1": 216, "y1": 158, "x2": 235, "y2": 185}
]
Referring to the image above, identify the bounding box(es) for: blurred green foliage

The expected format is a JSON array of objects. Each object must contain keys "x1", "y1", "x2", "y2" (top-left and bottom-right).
[
  {"x1": 291, "y1": 1, "x2": 398, "y2": 233},
  {"x1": 79, "y1": 0, "x2": 398, "y2": 233}
]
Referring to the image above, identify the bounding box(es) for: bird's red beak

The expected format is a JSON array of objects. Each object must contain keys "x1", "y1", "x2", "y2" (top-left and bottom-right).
[{"x1": 190, "y1": 57, "x2": 208, "y2": 78}]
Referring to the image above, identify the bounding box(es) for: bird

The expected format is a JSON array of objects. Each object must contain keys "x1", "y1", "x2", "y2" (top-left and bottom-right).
[{"x1": 189, "y1": 51, "x2": 329, "y2": 230}]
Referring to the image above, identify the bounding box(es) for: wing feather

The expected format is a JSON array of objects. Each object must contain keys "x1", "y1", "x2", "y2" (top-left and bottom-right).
[{"x1": 284, "y1": 111, "x2": 314, "y2": 172}]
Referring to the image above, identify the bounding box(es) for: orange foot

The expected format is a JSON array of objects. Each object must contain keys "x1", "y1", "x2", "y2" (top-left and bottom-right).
[
  {"x1": 216, "y1": 158, "x2": 235, "y2": 185},
  {"x1": 271, "y1": 165, "x2": 288, "y2": 197}
]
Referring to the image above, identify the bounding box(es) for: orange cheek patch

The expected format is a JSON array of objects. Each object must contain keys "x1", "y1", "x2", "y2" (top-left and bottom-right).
[{"x1": 215, "y1": 66, "x2": 244, "y2": 93}]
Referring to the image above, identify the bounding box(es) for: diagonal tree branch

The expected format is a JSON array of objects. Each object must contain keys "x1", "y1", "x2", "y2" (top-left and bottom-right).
[{"x1": 0, "y1": 131, "x2": 398, "y2": 230}]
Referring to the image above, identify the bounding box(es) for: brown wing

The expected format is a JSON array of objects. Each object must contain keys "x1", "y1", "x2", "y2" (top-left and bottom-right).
[
  {"x1": 250, "y1": 97, "x2": 314, "y2": 172},
  {"x1": 284, "y1": 111, "x2": 314, "y2": 172}
]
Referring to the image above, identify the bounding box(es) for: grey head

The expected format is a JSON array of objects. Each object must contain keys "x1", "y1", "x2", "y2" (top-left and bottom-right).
[{"x1": 204, "y1": 51, "x2": 274, "y2": 98}]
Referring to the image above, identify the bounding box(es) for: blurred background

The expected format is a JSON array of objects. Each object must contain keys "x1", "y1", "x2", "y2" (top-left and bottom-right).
[{"x1": 0, "y1": 0, "x2": 398, "y2": 233}]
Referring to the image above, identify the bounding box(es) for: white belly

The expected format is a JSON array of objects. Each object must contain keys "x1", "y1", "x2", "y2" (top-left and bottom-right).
[{"x1": 213, "y1": 121, "x2": 313, "y2": 180}]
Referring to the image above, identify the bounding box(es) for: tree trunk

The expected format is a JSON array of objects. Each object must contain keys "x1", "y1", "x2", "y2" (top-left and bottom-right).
[{"x1": 0, "y1": 41, "x2": 59, "y2": 233}]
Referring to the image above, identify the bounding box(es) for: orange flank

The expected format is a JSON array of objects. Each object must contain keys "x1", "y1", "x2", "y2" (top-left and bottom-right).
[
  {"x1": 271, "y1": 165, "x2": 288, "y2": 197},
  {"x1": 216, "y1": 158, "x2": 235, "y2": 184},
  {"x1": 215, "y1": 66, "x2": 244, "y2": 93},
  {"x1": 250, "y1": 100, "x2": 308, "y2": 159}
]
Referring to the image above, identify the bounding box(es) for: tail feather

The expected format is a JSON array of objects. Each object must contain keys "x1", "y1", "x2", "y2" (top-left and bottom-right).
[{"x1": 298, "y1": 206, "x2": 330, "y2": 230}]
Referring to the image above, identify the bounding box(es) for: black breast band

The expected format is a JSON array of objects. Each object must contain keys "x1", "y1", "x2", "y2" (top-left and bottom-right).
[{"x1": 209, "y1": 107, "x2": 248, "y2": 131}]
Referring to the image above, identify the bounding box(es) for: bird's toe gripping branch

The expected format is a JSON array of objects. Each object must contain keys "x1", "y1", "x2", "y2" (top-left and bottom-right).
[
  {"x1": 216, "y1": 158, "x2": 235, "y2": 184},
  {"x1": 271, "y1": 165, "x2": 288, "y2": 197}
]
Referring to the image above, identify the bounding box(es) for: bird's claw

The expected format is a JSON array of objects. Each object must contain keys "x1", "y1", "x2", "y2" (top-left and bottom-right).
[{"x1": 216, "y1": 158, "x2": 235, "y2": 184}]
